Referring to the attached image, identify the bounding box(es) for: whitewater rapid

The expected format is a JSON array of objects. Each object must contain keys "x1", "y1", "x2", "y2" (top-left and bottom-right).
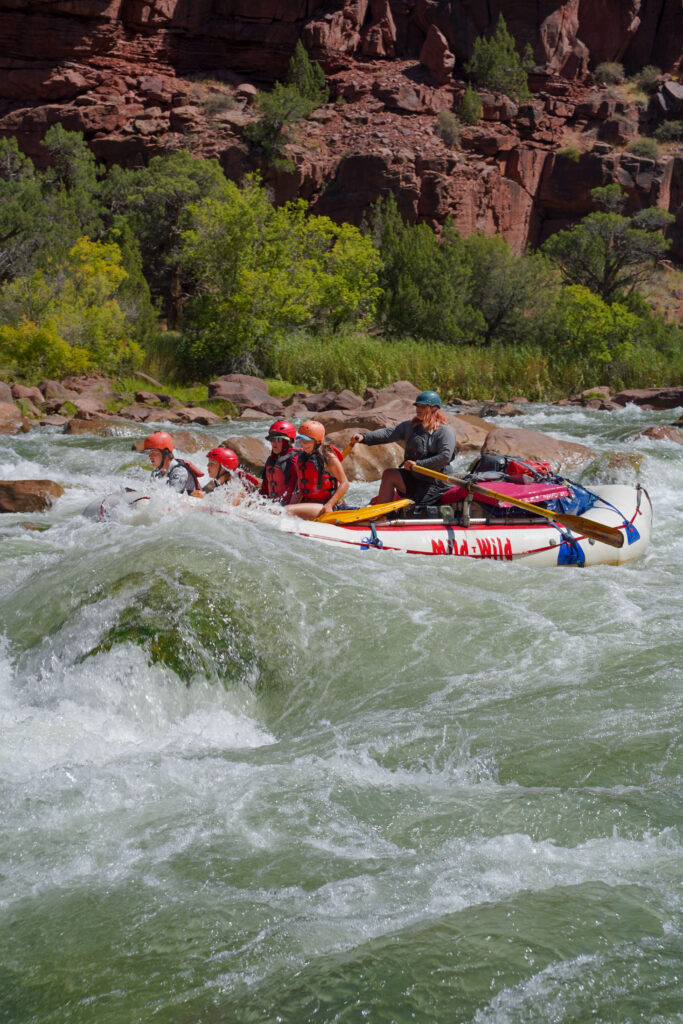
[{"x1": 1, "y1": 402, "x2": 681, "y2": 1023}]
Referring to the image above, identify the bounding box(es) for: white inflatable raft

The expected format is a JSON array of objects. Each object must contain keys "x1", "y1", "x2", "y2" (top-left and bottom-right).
[
  {"x1": 281, "y1": 484, "x2": 652, "y2": 567},
  {"x1": 87, "y1": 484, "x2": 651, "y2": 567}
]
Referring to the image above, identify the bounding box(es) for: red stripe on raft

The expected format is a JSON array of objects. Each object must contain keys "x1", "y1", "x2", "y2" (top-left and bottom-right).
[{"x1": 334, "y1": 520, "x2": 556, "y2": 532}]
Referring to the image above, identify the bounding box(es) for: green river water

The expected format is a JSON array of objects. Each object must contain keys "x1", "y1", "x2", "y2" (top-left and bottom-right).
[{"x1": 0, "y1": 403, "x2": 681, "y2": 1023}]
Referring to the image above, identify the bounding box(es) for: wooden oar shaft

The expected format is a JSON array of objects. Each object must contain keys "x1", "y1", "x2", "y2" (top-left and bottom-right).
[{"x1": 413, "y1": 465, "x2": 624, "y2": 549}]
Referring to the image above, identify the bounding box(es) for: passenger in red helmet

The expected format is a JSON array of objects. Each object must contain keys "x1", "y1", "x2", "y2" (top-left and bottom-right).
[
  {"x1": 191, "y1": 447, "x2": 260, "y2": 500},
  {"x1": 143, "y1": 431, "x2": 202, "y2": 494},
  {"x1": 260, "y1": 421, "x2": 297, "y2": 503}
]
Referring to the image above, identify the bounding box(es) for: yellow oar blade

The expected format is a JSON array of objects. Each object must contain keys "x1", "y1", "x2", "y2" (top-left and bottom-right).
[
  {"x1": 413, "y1": 465, "x2": 625, "y2": 549},
  {"x1": 317, "y1": 498, "x2": 413, "y2": 524}
]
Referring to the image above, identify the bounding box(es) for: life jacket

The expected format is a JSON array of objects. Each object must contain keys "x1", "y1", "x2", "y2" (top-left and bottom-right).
[
  {"x1": 292, "y1": 445, "x2": 343, "y2": 503},
  {"x1": 178, "y1": 458, "x2": 204, "y2": 489},
  {"x1": 155, "y1": 457, "x2": 202, "y2": 494},
  {"x1": 262, "y1": 447, "x2": 296, "y2": 500},
  {"x1": 237, "y1": 469, "x2": 260, "y2": 492}
]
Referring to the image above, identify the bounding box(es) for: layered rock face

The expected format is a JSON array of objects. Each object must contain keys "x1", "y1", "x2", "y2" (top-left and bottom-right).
[{"x1": 1, "y1": 0, "x2": 681, "y2": 257}]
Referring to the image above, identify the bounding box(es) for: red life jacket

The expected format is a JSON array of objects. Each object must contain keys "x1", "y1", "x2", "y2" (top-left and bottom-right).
[
  {"x1": 261, "y1": 447, "x2": 296, "y2": 500},
  {"x1": 236, "y1": 469, "x2": 259, "y2": 492},
  {"x1": 292, "y1": 445, "x2": 343, "y2": 503}
]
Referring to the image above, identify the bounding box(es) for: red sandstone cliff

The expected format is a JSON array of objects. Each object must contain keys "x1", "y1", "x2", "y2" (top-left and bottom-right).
[{"x1": 1, "y1": 1, "x2": 681, "y2": 258}]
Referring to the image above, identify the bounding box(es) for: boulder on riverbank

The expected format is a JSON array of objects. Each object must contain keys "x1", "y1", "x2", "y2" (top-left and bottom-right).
[
  {"x1": 327, "y1": 429, "x2": 404, "y2": 482},
  {"x1": 65, "y1": 417, "x2": 139, "y2": 437},
  {"x1": 0, "y1": 479, "x2": 64, "y2": 513},
  {"x1": 482, "y1": 426, "x2": 595, "y2": 472},
  {"x1": 131, "y1": 430, "x2": 213, "y2": 454},
  {"x1": 219, "y1": 436, "x2": 270, "y2": 472},
  {"x1": 0, "y1": 402, "x2": 29, "y2": 434},
  {"x1": 208, "y1": 378, "x2": 284, "y2": 416},
  {"x1": 612, "y1": 387, "x2": 683, "y2": 410},
  {"x1": 448, "y1": 413, "x2": 496, "y2": 452}
]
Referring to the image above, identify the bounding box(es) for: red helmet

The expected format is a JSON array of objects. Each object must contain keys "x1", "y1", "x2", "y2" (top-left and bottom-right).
[
  {"x1": 267, "y1": 420, "x2": 296, "y2": 442},
  {"x1": 207, "y1": 447, "x2": 239, "y2": 471},
  {"x1": 299, "y1": 419, "x2": 325, "y2": 444},
  {"x1": 143, "y1": 431, "x2": 174, "y2": 453}
]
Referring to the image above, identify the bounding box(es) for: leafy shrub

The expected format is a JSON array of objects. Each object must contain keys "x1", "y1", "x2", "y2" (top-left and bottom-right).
[
  {"x1": 204, "y1": 93, "x2": 236, "y2": 116},
  {"x1": 654, "y1": 120, "x2": 683, "y2": 142},
  {"x1": 558, "y1": 145, "x2": 580, "y2": 163},
  {"x1": 634, "y1": 65, "x2": 661, "y2": 93},
  {"x1": 178, "y1": 178, "x2": 382, "y2": 377},
  {"x1": 465, "y1": 14, "x2": 534, "y2": 101},
  {"x1": 0, "y1": 237, "x2": 144, "y2": 376},
  {"x1": 435, "y1": 111, "x2": 460, "y2": 146},
  {"x1": 0, "y1": 319, "x2": 91, "y2": 379},
  {"x1": 594, "y1": 62, "x2": 624, "y2": 85},
  {"x1": 457, "y1": 84, "x2": 482, "y2": 125},
  {"x1": 627, "y1": 136, "x2": 660, "y2": 159}
]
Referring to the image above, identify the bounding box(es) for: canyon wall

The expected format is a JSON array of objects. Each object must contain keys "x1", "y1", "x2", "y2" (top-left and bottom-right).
[{"x1": 1, "y1": 1, "x2": 681, "y2": 257}]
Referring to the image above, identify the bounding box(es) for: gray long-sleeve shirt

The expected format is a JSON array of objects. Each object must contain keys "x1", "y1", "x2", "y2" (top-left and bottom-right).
[
  {"x1": 361, "y1": 420, "x2": 456, "y2": 471},
  {"x1": 152, "y1": 458, "x2": 193, "y2": 494}
]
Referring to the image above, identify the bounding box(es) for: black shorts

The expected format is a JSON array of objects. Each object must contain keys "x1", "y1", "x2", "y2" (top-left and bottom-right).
[{"x1": 398, "y1": 468, "x2": 449, "y2": 505}]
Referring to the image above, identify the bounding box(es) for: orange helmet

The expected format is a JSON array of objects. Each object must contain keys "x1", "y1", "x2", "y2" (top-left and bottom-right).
[
  {"x1": 298, "y1": 420, "x2": 325, "y2": 444},
  {"x1": 143, "y1": 431, "x2": 174, "y2": 453}
]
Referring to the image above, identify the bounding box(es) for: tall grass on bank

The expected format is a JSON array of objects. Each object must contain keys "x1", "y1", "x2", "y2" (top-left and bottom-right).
[{"x1": 262, "y1": 331, "x2": 683, "y2": 400}]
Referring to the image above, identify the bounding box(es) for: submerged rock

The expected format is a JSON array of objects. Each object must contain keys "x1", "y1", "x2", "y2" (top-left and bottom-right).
[
  {"x1": 0, "y1": 479, "x2": 64, "y2": 513},
  {"x1": 638, "y1": 425, "x2": 683, "y2": 444}
]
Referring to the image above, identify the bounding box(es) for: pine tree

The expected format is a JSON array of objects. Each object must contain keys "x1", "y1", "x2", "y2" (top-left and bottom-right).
[
  {"x1": 285, "y1": 40, "x2": 329, "y2": 106},
  {"x1": 465, "y1": 15, "x2": 534, "y2": 101}
]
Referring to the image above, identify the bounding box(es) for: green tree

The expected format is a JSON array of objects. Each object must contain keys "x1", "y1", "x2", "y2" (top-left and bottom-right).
[
  {"x1": 462, "y1": 233, "x2": 556, "y2": 346},
  {"x1": 286, "y1": 40, "x2": 328, "y2": 106},
  {"x1": 465, "y1": 14, "x2": 534, "y2": 101},
  {"x1": 542, "y1": 184, "x2": 673, "y2": 302},
  {"x1": 246, "y1": 41, "x2": 328, "y2": 169},
  {"x1": 103, "y1": 150, "x2": 232, "y2": 325},
  {"x1": 41, "y1": 124, "x2": 104, "y2": 239},
  {"x1": 0, "y1": 319, "x2": 91, "y2": 379},
  {"x1": 0, "y1": 237, "x2": 143, "y2": 375},
  {"x1": 547, "y1": 284, "x2": 640, "y2": 365},
  {"x1": 107, "y1": 218, "x2": 158, "y2": 347},
  {"x1": 244, "y1": 83, "x2": 317, "y2": 169},
  {"x1": 179, "y1": 177, "x2": 381, "y2": 376},
  {"x1": 0, "y1": 134, "x2": 98, "y2": 283},
  {"x1": 371, "y1": 194, "x2": 482, "y2": 343}
]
